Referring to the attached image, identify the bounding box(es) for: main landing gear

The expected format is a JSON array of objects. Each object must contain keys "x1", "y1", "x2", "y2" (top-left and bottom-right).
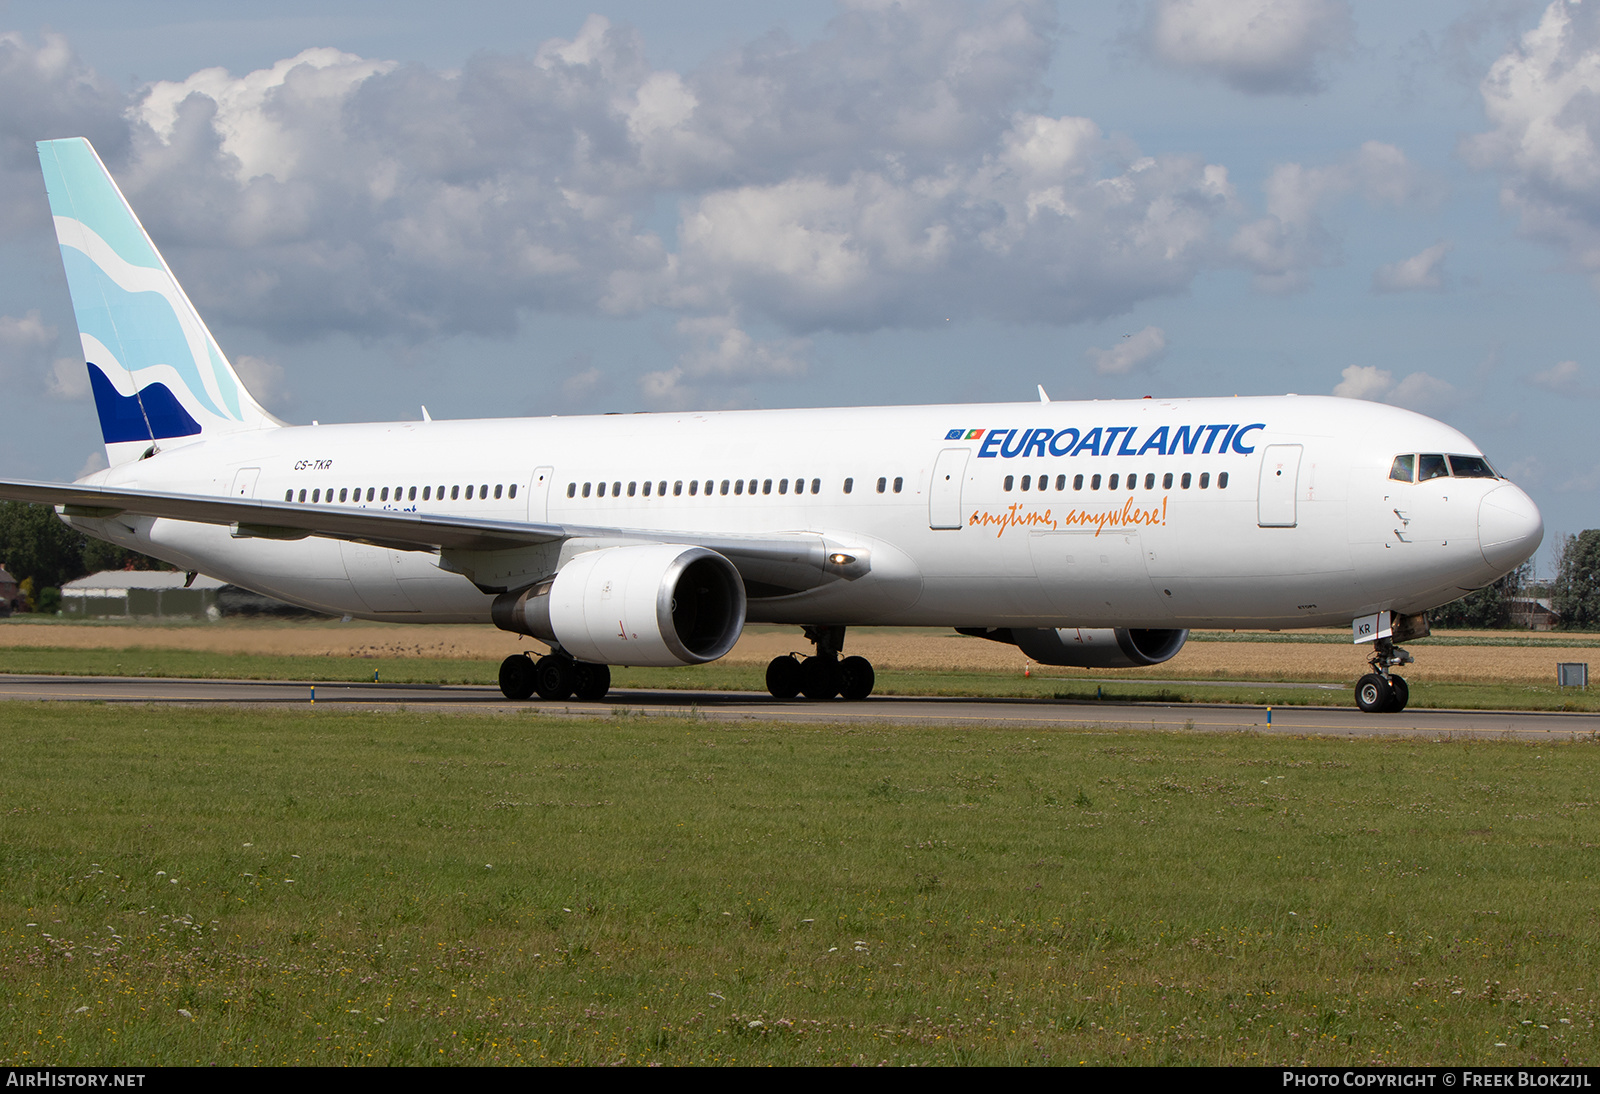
[
  {"x1": 1354, "y1": 637, "x2": 1412, "y2": 713},
  {"x1": 497, "y1": 652, "x2": 611, "y2": 702},
  {"x1": 765, "y1": 625, "x2": 876, "y2": 701}
]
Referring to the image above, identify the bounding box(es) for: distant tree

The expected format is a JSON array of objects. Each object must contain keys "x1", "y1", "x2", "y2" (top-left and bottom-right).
[
  {"x1": 1552, "y1": 530, "x2": 1600, "y2": 630},
  {"x1": 1432, "y1": 562, "x2": 1532, "y2": 629},
  {"x1": 0, "y1": 502, "x2": 171, "y2": 611}
]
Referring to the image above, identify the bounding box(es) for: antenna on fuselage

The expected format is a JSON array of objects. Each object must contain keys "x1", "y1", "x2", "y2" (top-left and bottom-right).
[
  {"x1": 1037, "y1": 385, "x2": 1051, "y2": 403},
  {"x1": 421, "y1": 406, "x2": 432, "y2": 422}
]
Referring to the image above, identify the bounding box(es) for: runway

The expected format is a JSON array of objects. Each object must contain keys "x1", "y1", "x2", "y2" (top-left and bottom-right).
[{"x1": 1, "y1": 673, "x2": 1595, "y2": 738}]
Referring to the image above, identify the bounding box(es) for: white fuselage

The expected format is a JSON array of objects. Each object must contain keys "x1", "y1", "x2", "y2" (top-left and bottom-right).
[{"x1": 68, "y1": 394, "x2": 1538, "y2": 633}]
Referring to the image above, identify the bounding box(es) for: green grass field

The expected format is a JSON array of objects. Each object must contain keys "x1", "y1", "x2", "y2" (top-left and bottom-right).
[
  {"x1": 3, "y1": 644, "x2": 1599, "y2": 712},
  {"x1": 1, "y1": 704, "x2": 1597, "y2": 1065}
]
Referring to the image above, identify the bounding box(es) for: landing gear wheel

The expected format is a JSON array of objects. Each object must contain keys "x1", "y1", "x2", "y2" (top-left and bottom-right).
[
  {"x1": 573, "y1": 662, "x2": 611, "y2": 701},
  {"x1": 838, "y1": 655, "x2": 875, "y2": 700},
  {"x1": 1355, "y1": 672, "x2": 1395, "y2": 713},
  {"x1": 1388, "y1": 674, "x2": 1408, "y2": 712},
  {"x1": 533, "y1": 655, "x2": 575, "y2": 701},
  {"x1": 799, "y1": 656, "x2": 839, "y2": 700},
  {"x1": 498, "y1": 654, "x2": 535, "y2": 700},
  {"x1": 766, "y1": 656, "x2": 802, "y2": 699}
]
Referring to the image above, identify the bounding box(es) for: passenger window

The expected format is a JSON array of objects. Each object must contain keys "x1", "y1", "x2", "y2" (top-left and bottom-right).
[
  {"x1": 1418, "y1": 454, "x2": 1448, "y2": 482},
  {"x1": 642, "y1": 481, "x2": 651, "y2": 497},
  {"x1": 1145, "y1": 473, "x2": 1155, "y2": 490},
  {"x1": 1199, "y1": 473, "x2": 1210, "y2": 489},
  {"x1": 735, "y1": 479, "x2": 744, "y2": 495},
  {"x1": 1108, "y1": 474, "x2": 1119, "y2": 490},
  {"x1": 424, "y1": 486, "x2": 432, "y2": 500},
  {"x1": 705, "y1": 480, "x2": 714, "y2": 495},
  {"x1": 1020, "y1": 475, "x2": 1031, "y2": 491},
  {"x1": 364, "y1": 487, "x2": 372, "y2": 501},
  {"x1": 748, "y1": 480, "x2": 757, "y2": 495},
  {"x1": 1056, "y1": 475, "x2": 1066, "y2": 490},
  {"x1": 410, "y1": 487, "x2": 418, "y2": 501},
  {"x1": 1091, "y1": 474, "x2": 1101, "y2": 490},
  {"x1": 298, "y1": 489, "x2": 307, "y2": 502},
  {"x1": 1163, "y1": 473, "x2": 1173, "y2": 489},
  {"x1": 1004, "y1": 475, "x2": 1015, "y2": 491},
  {"x1": 628, "y1": 482, "x2": 637, "y2": 497},
  {"x1": 812, "y1": 478, "x2": 821, "y2": 494},
  {"x1": 720, "y1": 480, "x2": 730, "y2": 496},
  {"x1": 893, "y1": 476, "x2": 903, "y2": 493},
  {"x1": 381, "y1": 487, "x2": 389, "y2": 501},
  {"x1": 313, "y1": 489, "x2": 321, "y2": 502},
  {"x1": 675, "y1": 481, "x2": 684, "y2": 496},
  {"x1": 284, "y1": 489, "x2": 293, "y2": 501},
  {"x1": 1218, "y1": 472, "x2": 1229, "y2": 489},
  {"x1": 842, "y1": 478, "x2": 852, "y2": 494},
  {"x1": 1073, "y1": 474, "x2": 1083, "y2": 491},
  {"x1": 1389, "y1": 454, "x2": 1415, "y2": 483},
  {"x1": 451, "y1": 485, "x2": 460, "y2": 500},
  {"x1": 494, "y1": 484, "x2": 503, "y2": 499},
  {"x1": 339, "y1": 488, "x2": 348, "y2": 502},
  {"x1": 657, "y1": 481, "x2": 665, "y2": 496},
  {"x1": 596, "y1": 482, "x2": 605, "y2": 498},
  {"x1": 1448, "y1": 454, "x2": 1497, "y2": 479},
  {"x1": 582, "y1": 483, "x2": 591, "y2": 498},
  {"x1": 1128, "y1": 476, "x2": 1136, "y2": 491},
  {"x1": 763, "y1": 479, "x2": 772, "y2": 495},
  {"x1": 1181, "y1": 472, "x2": 1191, "y2": 489},
  {"x1": 689, "y1": 481, "x2": 698, "y2": 496},
  {"x1": 613, "y1": 481, "x2": 621, "y2": 496}
]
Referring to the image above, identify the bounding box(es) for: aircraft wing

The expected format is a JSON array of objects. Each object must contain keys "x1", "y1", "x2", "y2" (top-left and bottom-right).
[{"x1": 0, "y1": 478, "x2": 835, "y2": 588}]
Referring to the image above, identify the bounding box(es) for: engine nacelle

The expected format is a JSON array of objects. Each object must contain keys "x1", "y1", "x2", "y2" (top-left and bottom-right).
[
  {"x1": 960, "y1": 626, "x2": 1188, "y2": 668},
  {"x1": 492, "y1": 544, "x2": 746, "y2": 666}
]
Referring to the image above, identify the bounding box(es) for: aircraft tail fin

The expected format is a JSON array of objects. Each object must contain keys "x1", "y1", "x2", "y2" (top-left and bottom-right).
[{"x1": 37, "y1": 137, "x2": 281, "y2": 466}]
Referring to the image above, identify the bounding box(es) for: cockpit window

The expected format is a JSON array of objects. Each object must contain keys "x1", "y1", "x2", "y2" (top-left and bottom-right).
[
  {"x1": 1447, "y1": 454, "x2": 1497, "y2": 479},
  {"x1": 1389, "y1": 454, "x2": 1415, "y2": 483},
  {"x1": 1417, "y1": 454, "x2": 1449, "y2": 482}
]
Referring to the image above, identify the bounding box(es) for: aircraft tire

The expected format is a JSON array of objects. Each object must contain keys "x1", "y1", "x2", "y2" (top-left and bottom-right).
[
  {"x1": 498, "y1": 654, "x2": 536, "y2": 701},
  {"x1": 1388, "y1": 674, "x2": 1408, "y2": 712},
  {"x1": 799, "y1": 656, "x2": 839, "y2": 700},
  {"x1": 573, "y1": 662, "x2": 611, "y2": 701},
  {"x1": 766, "y1": 656, "x2": 802, "y2": 699},
  {"x1": 1355, "y1": 673, "x2": 1394, "y2": 713},
  {"x1": 838, "y1": 655, "x2": 875, "y2": 700},
  {"x1": 533, "y1": 655, "x2": 575, "y2": 701}
]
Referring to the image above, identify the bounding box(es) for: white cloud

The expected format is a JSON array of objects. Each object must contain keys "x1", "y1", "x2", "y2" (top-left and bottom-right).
[
  {"x1": 1373, "y1": 241, "x2": 1451, "y2": 292},
  {"x1": 1332, "y1": 363, "x2": 1458, "y2": 409},
  {"x1": 1332, "y1": 364, "x2": 1394, "y2": 399},
  {"x1": 1528, "y1": 358, "x2": 1600, "y2": 396},
  {"x1": 44, "y1": 357, "x2": 89, "y2": 400},
  {"x1": 640, "y1": 314, "x2": 810, "y2": 408},
  {"x1": 1141, "y1": 0, "x2": 1355, "y2": 95},
  {"x1": 232, "y1": 354, "x2": 289, "y2": 410},
  {"x1": 1463, "y1": 0, "x2": 1600, "y2": 288},
  {"x1": 1086, "y1": 326, "x2": 1168, "y2": 375},
  {"x1": 1231, "y1": 142, "x2": 1428, "y2": 292},
  {"x1": 0, "y1": 9, "x2": 1245, "y2": 350}
]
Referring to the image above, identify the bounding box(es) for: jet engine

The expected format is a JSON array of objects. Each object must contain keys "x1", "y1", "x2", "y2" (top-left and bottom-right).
[
  {"x1": 958, "y1": 626, "x2": 1188, "y2": 668},
  {"x1": 492, "y1": 544, "x2": 746, "y2": 666}
]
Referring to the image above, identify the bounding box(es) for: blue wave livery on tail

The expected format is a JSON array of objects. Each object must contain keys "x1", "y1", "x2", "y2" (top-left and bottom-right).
[{"x1": 37, "y1": 137, "x2": 279, "y2": 465}]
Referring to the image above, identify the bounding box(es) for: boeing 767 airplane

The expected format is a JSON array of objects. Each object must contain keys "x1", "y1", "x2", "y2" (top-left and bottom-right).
[{"x1": 0, "y1": 138, "x2": 1546, "y2": 713}]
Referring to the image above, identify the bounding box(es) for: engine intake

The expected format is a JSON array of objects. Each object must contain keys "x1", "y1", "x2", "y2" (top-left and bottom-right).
[
  {"x1": 958, "y1": 626, "x2": 1188, "y2": 669},
  {"x1": 493, "y1": 544, "x2": 746, "y2": 666}
]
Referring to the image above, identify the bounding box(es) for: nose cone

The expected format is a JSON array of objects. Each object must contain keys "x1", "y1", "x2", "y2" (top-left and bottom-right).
[{"x1": 1479, "y1": 483, "x2": 1544, "y2": 572}]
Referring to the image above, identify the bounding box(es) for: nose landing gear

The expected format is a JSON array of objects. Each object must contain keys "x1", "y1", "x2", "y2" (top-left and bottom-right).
[{"x1": 1354, "y1": 636, "x2": 1414, "y2": 713}]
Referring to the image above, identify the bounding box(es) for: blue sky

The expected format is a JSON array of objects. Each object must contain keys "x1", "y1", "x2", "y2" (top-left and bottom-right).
[{"x1": 0, "y1": 0, "x2": 1594, "y2": 566}]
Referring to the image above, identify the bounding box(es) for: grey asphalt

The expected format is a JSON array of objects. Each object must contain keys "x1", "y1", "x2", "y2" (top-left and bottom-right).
[{"x1": 0, "y1": 673, "x2": 1594, "y2": 738}]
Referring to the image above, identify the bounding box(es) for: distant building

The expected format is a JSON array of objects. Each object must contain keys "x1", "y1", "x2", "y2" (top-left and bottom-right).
[
  {"x1": 62, "y1": 571, "x2": 226, "y2": 619},
  {"x1": 1509, "y1": 596, "x2": 1560, "y2": 631},
  {"x1": 59, "y1": 570, "x2": 325, "y2": 620},
  {"x1": 0, "y1": 566, "x2": 20, "y2": 616}
]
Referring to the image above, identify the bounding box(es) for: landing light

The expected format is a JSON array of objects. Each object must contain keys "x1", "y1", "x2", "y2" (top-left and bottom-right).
[{"x1": 829, "y1": 553, "x2": 856, "y2": 566}]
